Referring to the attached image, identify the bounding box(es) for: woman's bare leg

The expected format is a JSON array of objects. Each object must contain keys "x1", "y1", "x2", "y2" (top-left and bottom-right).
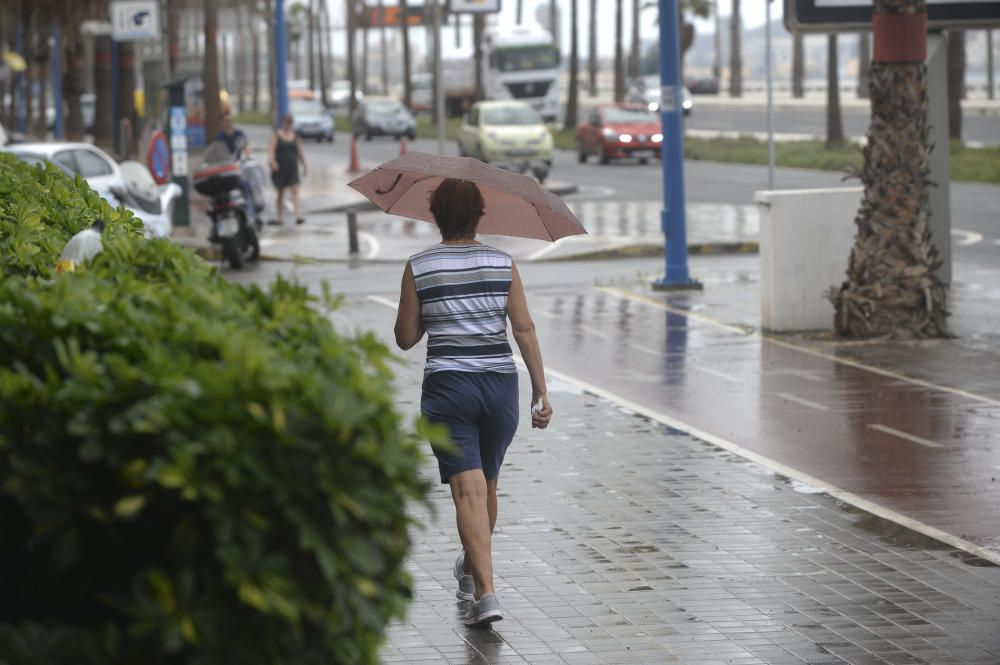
[
  {"x1": 291, "y1": 184, "x2": 301, "y2": 220},
  {"x1": 450, "y1": 469, "x2": 493, "y2": 598},
  {"x1": 276, "y1": 187, "x2": 285, "y2": 225}
]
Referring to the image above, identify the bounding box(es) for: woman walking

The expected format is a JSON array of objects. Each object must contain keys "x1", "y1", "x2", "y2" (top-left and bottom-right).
[
  {"x1": 268, "y1": 114, "x2": 308, "y2": 226},
  {"x1": 393, "y1": 178, "x2": 553, "y2": 627}
]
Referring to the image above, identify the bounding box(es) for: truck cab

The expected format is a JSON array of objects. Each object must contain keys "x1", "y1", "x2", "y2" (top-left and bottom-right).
[{"x1": 482, "y1": 25, "x2": 560, "y2": 124}]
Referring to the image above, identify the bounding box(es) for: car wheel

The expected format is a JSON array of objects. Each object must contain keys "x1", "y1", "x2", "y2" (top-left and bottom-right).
[
  {"x1": 598, "y1": 142, "x2": 609, "y2": 165},
  {"x1": 577, "y1": 142, "x2": 587, "y2": 163},
  {"x1": 365, "y1": 130, "x2": 372, "y2": 142},
  {"x1": 639, "y1": 157, "x2": 648, "y2": 165}
]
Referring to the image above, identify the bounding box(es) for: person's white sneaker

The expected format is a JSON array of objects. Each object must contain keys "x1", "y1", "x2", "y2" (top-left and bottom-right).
[
  {"x1": 463, "y1": 592, "x2": 503, "y2": 627},
  {"x1": 453, "y1": 552, "x2": 476, "y2": 601}
]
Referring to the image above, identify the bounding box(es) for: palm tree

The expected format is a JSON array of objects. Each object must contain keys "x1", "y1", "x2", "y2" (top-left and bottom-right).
[
  {"x1": 946, "y1": 30, "x2": 965, "y2": 140},
  {"x1": 400, "y1": 0, "x2": 412, "y2": 109},
  {"x1": 792, "y1": 30, "x2": 804, "y2": 98},
  {"x1": 588, "y1": 0, "x2": 597, "y2": 96},
  {"x1": 857, "y1": 32, "x2": 870, "y2": 98},
  {"x1": 630, "y1": 0, "x2": 640, "y2": 79},
  {"x1": 204, "y1": 0, "x2": 222, "y2": 139},
  {"x1": 564, "y1": 0, "x2": 579, "y2": 129},
  {"x1": 614, "y1": 0, "x2": 624, "y2": 101},
  {"x1": 825, "y1": 34, "x2": 844, "y2": 148},
  {"x1": 729, "y1": 0, "x2": 741, "y2": 97},
  {"x1": 830, "y1": 0, "x2": 948, "y2": 338}
]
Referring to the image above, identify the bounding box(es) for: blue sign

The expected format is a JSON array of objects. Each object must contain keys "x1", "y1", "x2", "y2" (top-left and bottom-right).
[{"x1": 147, "y1": 130, "x2": 170, "y2": 184}]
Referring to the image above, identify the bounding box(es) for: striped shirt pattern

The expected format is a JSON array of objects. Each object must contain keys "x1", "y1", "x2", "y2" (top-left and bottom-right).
[{"x1": 410, "y1": 243, "x2": 517, "y2": 376}]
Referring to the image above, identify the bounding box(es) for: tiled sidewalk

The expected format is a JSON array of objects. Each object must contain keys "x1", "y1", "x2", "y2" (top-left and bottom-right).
[{"x1": 367, "y1": 300, "x2": 1000, "y2": 664}]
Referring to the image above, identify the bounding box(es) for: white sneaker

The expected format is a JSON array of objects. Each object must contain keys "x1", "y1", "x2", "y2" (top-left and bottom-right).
[
  {"x1": 453, "y1": 552, "x2": 476, "y2": 601},
  {"x1": 463, "y1": 592, "x2": 503, "y2": 627}
]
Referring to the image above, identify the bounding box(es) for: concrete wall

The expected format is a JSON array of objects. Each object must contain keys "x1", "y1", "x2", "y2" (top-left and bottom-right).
[{"x1": 756, "y1": 187, "x2": 862, "y2": 332}]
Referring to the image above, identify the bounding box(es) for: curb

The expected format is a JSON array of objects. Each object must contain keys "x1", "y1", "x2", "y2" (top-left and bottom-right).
[{"x1": 541, "y1": 240, "x2": 758, "y2": 262}]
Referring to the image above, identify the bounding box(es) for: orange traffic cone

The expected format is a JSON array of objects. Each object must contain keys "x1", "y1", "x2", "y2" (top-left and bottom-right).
[
  {"x1": 348, "y1": 134, "x2": 361, "y2": 173},
  {"x1": 399, "y1": 135, "x2": 408, "y2": 156}
]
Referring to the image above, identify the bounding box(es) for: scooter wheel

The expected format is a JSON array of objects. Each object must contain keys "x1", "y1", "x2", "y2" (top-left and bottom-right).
[{"x1": 223, "y1": 238, "x2": 244, "y2": 269}]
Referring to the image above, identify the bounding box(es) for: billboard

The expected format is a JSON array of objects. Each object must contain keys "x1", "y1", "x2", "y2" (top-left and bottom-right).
[{"x1": 785, "y1": 0, "x2": 1000, "y2": 31}]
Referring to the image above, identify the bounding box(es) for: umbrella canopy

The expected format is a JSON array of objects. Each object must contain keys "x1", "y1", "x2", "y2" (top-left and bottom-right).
[{"x1": 347, "y1": 152, "x2": 586, "y2": 242}]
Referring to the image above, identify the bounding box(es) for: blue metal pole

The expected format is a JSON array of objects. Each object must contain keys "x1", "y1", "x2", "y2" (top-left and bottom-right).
[
  {"x1": 653, "y1": 0, "x2": 701, "y2": 291},
  {"x1": 52, "y1": 21, "x2": 63, "y2": 139},
  {"x1": 275, "y1": 0, "x2": 289, "y2": 124}
]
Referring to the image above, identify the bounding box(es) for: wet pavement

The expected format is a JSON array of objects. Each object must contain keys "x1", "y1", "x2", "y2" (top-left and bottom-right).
[{"x1": 320, "y1": 298, "x2": 1000, "y2": 665}]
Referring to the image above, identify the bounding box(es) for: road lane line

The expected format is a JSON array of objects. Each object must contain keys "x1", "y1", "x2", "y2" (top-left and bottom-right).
[
  {"x1": 867, "y1": 424, "x2": 945, "y2": 449},
  {"x1": 777, "y1": 392, "x2": 831, "y2": 412},
  {"x1": 366, "y1": 295, "x2": 1000, "y2": 566},
  {"x1": 951, "y1": 229, "x2": 983, "y2": 246},
  {"x1": 696, "y1": 367, "x2": 746, "y2": 384},
  {"x1": 600, "y1": 286, "x2": 1000, "y2": 409}
]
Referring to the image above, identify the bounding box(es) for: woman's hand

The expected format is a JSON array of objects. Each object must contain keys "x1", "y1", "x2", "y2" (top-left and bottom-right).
[
  {"x1": 269, "y1": 159, "x2": 278, "y2": 172},
  {"x1": 530, "y1": 393, "x2": 552, "y2": 429}
]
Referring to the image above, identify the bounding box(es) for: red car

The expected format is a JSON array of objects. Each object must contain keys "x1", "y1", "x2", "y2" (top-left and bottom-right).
[{"x1": 576, "y1": 104, "x2": 663, "y2": 165}]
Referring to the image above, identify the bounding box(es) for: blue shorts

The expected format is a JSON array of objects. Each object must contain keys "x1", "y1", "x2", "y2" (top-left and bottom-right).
[{"x1": 421, "y1": 371, "x2": 519, "y2": 484}]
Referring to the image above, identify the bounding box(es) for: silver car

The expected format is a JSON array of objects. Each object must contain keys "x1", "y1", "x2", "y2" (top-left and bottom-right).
[
  {"x1": 291, "y1": 98, "x2": 335, "y2": 143},
  {"x1": 626, "y1": 75, "x2": 693, "y2": 116}
]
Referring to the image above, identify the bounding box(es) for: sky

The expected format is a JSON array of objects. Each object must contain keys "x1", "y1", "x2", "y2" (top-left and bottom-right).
[{"x1": 320, "y1": 0, "x2": 784, "y2": 59}]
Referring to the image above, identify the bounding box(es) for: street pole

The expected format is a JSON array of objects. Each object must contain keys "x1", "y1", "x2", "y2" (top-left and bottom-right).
[
  {"x1": 275, "y1": 0, "x2": 289, "y2": 123},
  {"x1": 52, "y1": 20, "x2": 64, "y2": 140},
  {"x1": 765, "y1": 0, "x2": 774, "y2": 190},
  {"x1": 653, "y1": 0, "x2": 700, "y2": 291},
  {"x1": 433, "y1": 0, "x2": 445, "y2": 154}
]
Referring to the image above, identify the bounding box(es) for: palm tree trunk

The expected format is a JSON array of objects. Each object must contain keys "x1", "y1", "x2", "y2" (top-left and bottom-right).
[
  {"x1": 587, "y1": 0, "x2": 597, "y2": 96},
  {"x1": 400, "y1": 0, "x2": 412, "y2": 109},
  {"x1": 614, "y1": 0, "x2": 624, "y2": 102},
  {"x1": 204, "y1": 0, "x2": 222, "y2": 139},
  {"x1": 946, "y1": 30, "x2": 965, "y2": 140},
  {"x1": 93, "y1": 35, "x2": 113, "y2": 148},
  {"x1": 307, "y1": 0, "x2": 316, "y2": 90},
  {"x1": 826, "y1": 34, "x2": 844, "y2": 148},
  {"x1": 792, "y1": 30, "x2": 804, "y2": 98},
  {"x1": 629, "y1": 0, "x2": 640, "y2": 79},
  {"x1": 347, "y1": 0, "x2": 357, "y2": 114},
  {"x1": 830, "y1": 0, "x2": 948, "y2": 339},
  {"x1": 318, "y1": 0, "x2": 329, "y2": 107},
  {"x1": 564, "y1": 0, "x2": 579, "y2": 129},
  {"x1": 729, "y1": 0, "x2": 741, "y2": 97},
  {"x1": 167, "y1": 0, "x2": 180, "y2": 78},
  {"x1": 117, "y1": 41, "x2": 137, "y2": 156},
  {"x1": 473, "y1": 13, "x2": 485, "y2": 101},
  {"x1": 378, "y1": 0, "x2": 389, "y2": 95},
  {"x1": 266, "y1": 0, "x2": 275, "y2": 120},
  {"x1": 857, "y1": 32, "x2": 871, "y2": 98}
]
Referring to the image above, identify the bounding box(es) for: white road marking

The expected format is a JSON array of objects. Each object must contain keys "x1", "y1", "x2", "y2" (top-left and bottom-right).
[
  {"x1": 868, "y1": 424, "x2": 945, "y2": 449},
  {"x1": 367, "y1": 295, "x2": 398, "y2": 310},
  {"x1": 366, "y1": 295, "x2": 1000, "y2": 566},
  {"x1": 777, "y1": 392, "x2": 831, "y2": 412},
  {"x1": 580, "y1": 325, "x2": 609, "y2": 338},
  {"x1": 696, "y1": 366, "x2": 746, "y2": 384},
  {"x1": 951, "y1": 229, "x2": 983, "y2": 246},
  {"x1": 600, "y1": 286, "x2": 1000, "y2": 409}
]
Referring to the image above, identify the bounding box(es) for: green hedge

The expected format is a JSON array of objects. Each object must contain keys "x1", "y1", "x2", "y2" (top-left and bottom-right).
[{"x1": 0, "y1": 154, "x2": 432, "y2": 664}]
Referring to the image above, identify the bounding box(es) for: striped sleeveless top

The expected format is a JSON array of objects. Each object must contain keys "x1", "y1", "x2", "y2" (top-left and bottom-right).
[{"x1": 409, "y1": 243, "x2": 517, "y2": 376}]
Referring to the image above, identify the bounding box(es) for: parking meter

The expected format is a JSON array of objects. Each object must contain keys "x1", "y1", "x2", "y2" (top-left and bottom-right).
[{"x1": 163, "y1": 78, "x2": 190, "y2": 227}]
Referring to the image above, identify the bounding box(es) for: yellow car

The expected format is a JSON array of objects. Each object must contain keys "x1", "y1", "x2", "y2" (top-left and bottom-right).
[{"x1": 457, "y1": 101, "x2": 553, "y2": 167}]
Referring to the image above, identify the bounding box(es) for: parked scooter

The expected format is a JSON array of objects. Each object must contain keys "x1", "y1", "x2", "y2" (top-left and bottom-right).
[{"x1": 193, "y1": 140, "x2": 259, "y2": 269}]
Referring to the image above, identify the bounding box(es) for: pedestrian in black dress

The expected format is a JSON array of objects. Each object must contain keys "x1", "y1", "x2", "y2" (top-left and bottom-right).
[{"x1": 268, "y1": 114, "x2": 308, "y2": 225}]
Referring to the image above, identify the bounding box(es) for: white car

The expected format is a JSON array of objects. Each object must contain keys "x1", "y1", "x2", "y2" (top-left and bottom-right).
[
  {"x1": 7, "y1": 142, "x2": 180, "y2": 238},
  {"x1": 626, "y1": 75, "x2": 693, "y2": 116}
]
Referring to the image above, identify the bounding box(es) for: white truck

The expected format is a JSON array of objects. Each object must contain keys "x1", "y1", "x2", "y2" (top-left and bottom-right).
[{"x1": 438, "y1": 23, "x2": 561, "y2": 123}]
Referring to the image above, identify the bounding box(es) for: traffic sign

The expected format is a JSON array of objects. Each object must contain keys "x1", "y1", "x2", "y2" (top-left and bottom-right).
[
  {"x1": 110, "y1": 1, "x2": 161, "y2": 41},
  {"x1": 147, "y1": 130, "x2": 170, "y2": 185},
  {"x1": 785, "y1": 0, "x2": 1000, "y2": 32}
]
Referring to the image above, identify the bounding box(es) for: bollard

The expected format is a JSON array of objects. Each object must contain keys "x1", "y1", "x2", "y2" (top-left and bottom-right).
[
  {"x1": 347, "y1": 210, "x2": 359, "y2": 255},
  {"x1": 348, "y1": 135, "x2": 361, "y2": 173}
]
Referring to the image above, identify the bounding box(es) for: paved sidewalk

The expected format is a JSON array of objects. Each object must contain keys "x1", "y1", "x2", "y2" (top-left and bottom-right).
[{"x1": 331, "y1": 299, "x2": 1000, "y2": 665}]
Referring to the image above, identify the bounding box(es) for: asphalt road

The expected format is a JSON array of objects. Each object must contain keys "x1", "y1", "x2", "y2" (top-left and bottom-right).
[{"x1": 685, "y1": 104, "x2": 1000, "y2": 146}]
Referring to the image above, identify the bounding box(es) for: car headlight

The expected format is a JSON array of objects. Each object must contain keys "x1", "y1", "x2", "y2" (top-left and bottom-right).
[
  {"x1": 648, "y1": 102, "x2": 659, "y2": 112},
  {"x1": 652, "y1": 133, "x2": 663, "y2": 143},
  {"x1": 682, "y1": 100, "x2": 693, "y2": 110},
  {"x1": 619, "y1": 133, "x2": 632, "y2": 143},
  {"x1": 601, "y1": 128, "x2": 616, "y2": 139}
]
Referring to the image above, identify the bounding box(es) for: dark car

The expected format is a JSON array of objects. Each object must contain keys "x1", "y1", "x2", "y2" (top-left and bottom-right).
[
  {"x1": 687, "y1": 77, "x2": 720, "y2": 95},
  {"x1": 351, "y1": 97, "x2": 416, "y2": 141},
  {"x1": 575, "y1": 104, "x2": 662, "y2": 165}
]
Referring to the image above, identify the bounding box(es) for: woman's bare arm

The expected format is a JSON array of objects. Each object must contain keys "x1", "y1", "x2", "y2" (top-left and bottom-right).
[
  {"x1": 295, "y1": 135, "x2": 307, "y2": 177},
  {"x1": 507, "y1": 262, "x2": 552, "y2": 429},
  {"x1": 394, "y1": 262, "x2": 424, "y2": 350}
]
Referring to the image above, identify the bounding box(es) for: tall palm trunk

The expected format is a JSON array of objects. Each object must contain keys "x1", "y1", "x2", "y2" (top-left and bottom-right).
[
  {"x1": 347, "y1": 0, "x2": 357, "y2": 114},
  {"x1": 857, "y1": 32, "x2": 871, "y2": 98},
  {"x1": 307, "y1": 0, "x2": 316, "y2": 89},
  {"x1": 266, "y1": 0, "x2": 275, "y2": 119},
  {"x1": 830, "y1": 0, "x2": 948, "y2": 339},
  {"x1": 946, "y1": 30, "x2": 965, "y2": 140},
  {"x1": 613, "y1": 0, "x2": 624, "y2": 101},
  {"x1": 167, "y1": 0, "x2": 180, "y2": 78},
  {"x1": 629, "y1": 0, "x2": 639, "y2": 79},
  {"x1": 204, "y1": 0, "x2": 222, "y2": 139},
  {"x1": 93, "y1": 35, "x2": 113, "y2": 148},
  {"x1": 318, "y1": 0, "x2": 329, "y2": 107},
  {"x1": 378, "y1": 0, "x2": 389, "y2": 94},
  {"x1": 729, "y1": 0, "x2": 741, "y2": 97},
  {"x1": 473, "y1": 13, "x2": 485, "y2": 100},
  {"x1": 399, "y1": 0, "x2": 412, "y2": 109},
  {"x1": 587, "y1": 0, "x2": 597, "y2": 96},
  {"x1": 792, "y1": 30, "x2": 804, "y2": 98},
  {"x1": 564, "y1": 0, "x2": 579, "y2": 129},
  {"x1": 825, "y1": 34, "x2": 844, "y2": 148}
]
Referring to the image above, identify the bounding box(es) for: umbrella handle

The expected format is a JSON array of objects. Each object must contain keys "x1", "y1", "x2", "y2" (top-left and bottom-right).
[{"x1": 374, "y1": 173, "x2": 403, "y2": 195}]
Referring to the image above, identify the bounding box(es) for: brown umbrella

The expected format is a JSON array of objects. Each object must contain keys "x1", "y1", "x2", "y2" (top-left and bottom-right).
[{"x1": 347, "y1": 151, "x2": 587, "y2": 242}]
